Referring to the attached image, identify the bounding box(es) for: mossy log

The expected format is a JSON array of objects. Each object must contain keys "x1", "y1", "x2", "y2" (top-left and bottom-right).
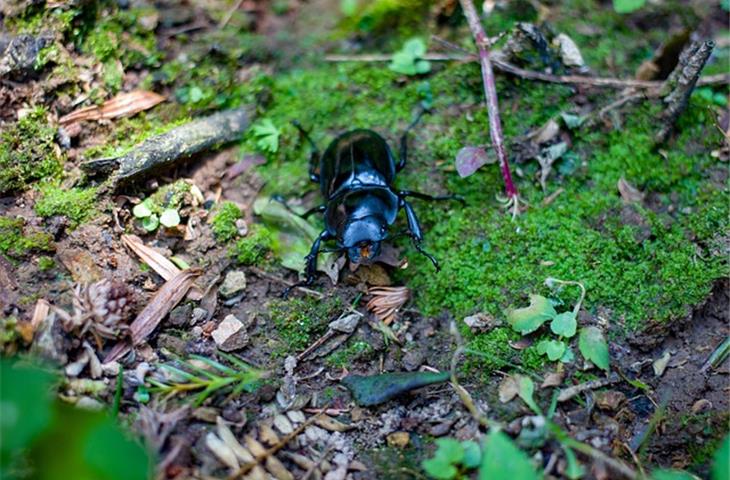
[{"x1": 82, "y1": 106, "x2": 253, "y2": 184}]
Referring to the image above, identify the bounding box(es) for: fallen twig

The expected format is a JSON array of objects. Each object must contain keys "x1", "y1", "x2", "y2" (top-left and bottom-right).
[
  {"x1": 556, "y1": 372, "x2": 620, "y2": 402},
  {"x1": 59, "y1": 90, "x2": 165, "y2": 126},
  {"x1": 83, "y1": 106, "x2": 253, "y2": 184},
  {"x1": 249, "y1": 267, "x2": 324, "y2": 299},
  {"x1": 458, "y1": 0, "x2": 520, "y2": 217},
  {"x1": 655, "y1": 40, "x2": 715, "y2": 144}
]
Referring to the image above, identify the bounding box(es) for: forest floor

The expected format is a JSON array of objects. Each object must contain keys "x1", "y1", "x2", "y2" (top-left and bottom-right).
[{"x1": 1, "y1": 0, "x2": 729, "y2": 479}]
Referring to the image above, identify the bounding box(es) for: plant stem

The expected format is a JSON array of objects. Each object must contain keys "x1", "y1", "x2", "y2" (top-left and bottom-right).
[{"x1": 458, "y1": 0, "x2": 518, "y2": 205}]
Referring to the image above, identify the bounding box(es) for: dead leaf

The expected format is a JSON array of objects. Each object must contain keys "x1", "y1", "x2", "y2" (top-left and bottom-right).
[
  {"x1": 216, "y1": 417, "x2": 255, "y2": 463},
  {"x1": 527, "y1": 118, "x2": 561, "y2": 145},
  {"x1": 618, "y1": 177, "x2": 645, "y2": 204},
  {"x1": 206, "y1": 432, "x2": 239, "y2": 470},
  {"x1": 103, "y1": 269, "x2": 202, "y2": 363},
  {"x1": 122, "y1": 234, "x2": 180, "y2": 281},
  {"x1": 498, "y1": 375, "x2": 519, "y2": 403},
  {"x1": 455, "y1": 146, "x2": 496, "y2": 178},
  {"x1": 30, "y1": 298, "x2": 50, "y2": 333},
  {"x1": 366, "y1": 286, "x2": 410, "y2": 325},
  {"x1": 541, "y1": 370, "x2": 565, "y2": 388},
  {"x1": 314, "y1": 414, "x2": 354, "y2": 432},
  {"x1": 59, "y1": 90, "x2": 165, "y2": 125}
]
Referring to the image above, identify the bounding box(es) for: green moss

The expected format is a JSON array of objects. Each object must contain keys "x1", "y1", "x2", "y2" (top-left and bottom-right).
[
  {"x1": 231, "y1": 225, "x2": 275, "y2": 265},
  {"x1": 326, "y1": 340, "x2": 374, "y2": 368},
  {"x1": 211, "y1": 202, "x2": 242, "y2": 242},
  {"x1": 34, "y1": 184, "x2": 98, "y2": 227},
  {"x1": 0, "y1": 108, "x2": 62, "y2": 194},
  {"x1": 269, "y1": 296, "x2": 342, "y2": 353},
  {"x1": 0, "y1": 217, "x2": 54, "y2": 260},
  {"x1": 464, "y1": 328, "x2": 519, "y2": 375},
  {"x1": 37, "y1": 256, "x2": 55, "y2": 271}
]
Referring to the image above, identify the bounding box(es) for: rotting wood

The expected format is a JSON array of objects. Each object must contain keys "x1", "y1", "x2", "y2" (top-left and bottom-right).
[{"x1": 82, "y1": 106, "x2": 253, "y2": 184}]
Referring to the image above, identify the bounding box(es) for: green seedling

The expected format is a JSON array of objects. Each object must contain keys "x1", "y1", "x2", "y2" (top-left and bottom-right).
[
  {"x1": 251, "y1": 119, "x2": 281, "y2": 154},
  {"x1": 422, "y1": 438, "x2": 481, "y2": 480},
  {"x1": 389, "y1": 38, "x2": 431, "y2": 76}
]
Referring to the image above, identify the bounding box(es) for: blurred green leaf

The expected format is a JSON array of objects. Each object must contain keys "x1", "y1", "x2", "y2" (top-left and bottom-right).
[
  {"x1": 462, "y1": 440, "x2": 482, "y2": 469},
  {"x1": 506, "y1": 294, "x2": 557, "y2": 334},
  {"x1": 651, "y1": 470, "x2": 699, "y2": 480},
  {"x1": 613, "y1": 0, "x2": 646, "y2": 13},
  {"x1": 550, "y1": 311, "x2": 577, "y2": 338},
  {"x1": 251, "y1": 119, "x2": 281, "y2": 154},
  {"x1": 563, "y1": 446, "x2": 584, "y2": 480},
  {"x1": 712, "y1": 435, "x2": 729, "y2": 480},
  {"x1": 342, "y1": 371, "x2": 449, "y2": 406},
  {"x1": 578, "y1": 326, "x2": 610, "y2": 371},
  {"x1": 516, "y1": 375, "x2": 542, "y2": 415},
  {"x1": 159, "y1": 209, "x2": 180, "y2": 228},
  {"x1": 389, "y1": 38, "x2": 431, "y2": 76},
  {"x1": 536, "y1": 339, "x2": 567, "y2": 361},
  {"x1": 479, "y1": 430, "x2": 540, "y2": 480},
  {"x1": 0, "y1": 359, "x2": 56, "y2": 468},
  {"x1": 141, "y1": 214, "x2": 159, "y2": 232}
]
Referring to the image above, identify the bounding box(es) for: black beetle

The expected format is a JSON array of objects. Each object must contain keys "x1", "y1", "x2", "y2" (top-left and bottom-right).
[{"x1": 283, "y1": 113, "x2": 462, "y2": 296}]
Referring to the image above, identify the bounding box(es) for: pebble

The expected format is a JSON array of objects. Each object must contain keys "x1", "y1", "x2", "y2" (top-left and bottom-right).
[
  {"x1": 211, "y1": 314, "x2": 249, "y2": 352},
  {"x1": 386, "y1": 431, "x2": 410, "y2": 448},
  {"x1": 219, "y1": 270, "x2": 246, "y2": 298},
  {"x1": 191, "y1": 307, "x2": 207, "y2": 325},
  {"x1": 596, "y1": 390, "x2": 626, "y2": 411}
]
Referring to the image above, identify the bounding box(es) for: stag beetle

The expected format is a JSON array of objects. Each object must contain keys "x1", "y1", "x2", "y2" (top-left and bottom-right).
[{"x1": 282, "y1": 112, "x2": 462, "y2": 297}]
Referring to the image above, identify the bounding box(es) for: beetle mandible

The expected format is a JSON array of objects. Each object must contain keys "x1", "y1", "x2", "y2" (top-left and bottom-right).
[{"x1": 283, "y1": 112, "x2": 463, "y2": 296}]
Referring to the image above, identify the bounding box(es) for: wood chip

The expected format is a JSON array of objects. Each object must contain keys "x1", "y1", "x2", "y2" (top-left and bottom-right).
[
  {"x1": 59, "y1": 90, "x2": 165, "y2": 125},
  {"x1": 103, "y1": 268, "x2": 202, "y2": 363},
  {"x1": 30, "y1": 298, "x2": 50, "y2": 332}
]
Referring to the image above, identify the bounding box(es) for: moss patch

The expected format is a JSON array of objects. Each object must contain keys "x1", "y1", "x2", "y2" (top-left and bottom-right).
[
  {"x1": 34, "y1": 184, "x2": 98, "y2": 227},
  {"x1": 211, "y1": 202, "x2": 242, "y2": 242},
  {"x1": 0, "y1": 108, "x2": 62, "y2": 195},
  {"x1": 231, "y1": 225, "x2": 276, "y2": 265},
  {"x1": 0, "y1": 217, "x2": 54, "y2": 260},
  {"x1": 269, "y1": 296, "x2": 342, "y2": 353}
]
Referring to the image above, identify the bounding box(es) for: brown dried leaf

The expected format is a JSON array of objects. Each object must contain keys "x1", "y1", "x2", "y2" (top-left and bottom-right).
[
  {"x1": 30, "y1": 298, "x2": 50, "y2": 332},
  {"x1": 541, "y1": 370, "x2": 565, "y2": 388},
  {"x1": 498, "y1": 375, "x2": 519, "y2": 403},
  {"x1": 366, "y1": 286, "x2": 410, "y2": 325},
  {"x1": 122, "y1": 234, "x2": 180, "y2": 281},
  {"x1": 244, "y1": 435, "x2": 267, "y2": 457},
  {"x1": 618, "y1": 177, "x2": 645, "y2": 204},
  {"x1": 59, "y1": 90, "x2": 165, "y2": 125},
  {"x1": 206, "y1": 432, "x2": 240, "y2": 470},
  {"x1": 58, "y1": 248, "x2": 103, "y2": 284},
  {"x1": 103, "y1": 269, "x2": 202, "y2": 363},
  {"x1": 259, "y1": 422, "x2": 280, "y2": 446},
  {"x1": 314, "y1": 414, "x2": 354, "y2": 432},
  {"x1": 265, "y1": 455, "x2": 294, "y2": 480}
]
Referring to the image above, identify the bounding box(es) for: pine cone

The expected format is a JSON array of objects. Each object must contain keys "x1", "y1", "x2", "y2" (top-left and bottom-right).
[{"x1": 63, "y1": 279, "x2": 132, "y2": 343}]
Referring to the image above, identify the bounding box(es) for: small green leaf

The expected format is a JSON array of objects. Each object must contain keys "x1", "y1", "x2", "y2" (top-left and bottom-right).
[
  {"x1": 132, "y1": 201, "x2": 152, "y2": 218},
  {"x1": 536, "y1": 339, "x2": 567, "y2": 361},
  {"x1": 141, "y1": 214, "x2": 159, "y2": 232},
  {"x1": 550, "y1": 311, "x2": 577, "y2": 338},
  {"x1": 159, "y1": 209, "x2": 181, "y2": 228},
  {"x1": 340, "y1": 0, "x2": 358, "y2": 16},
  {"x1": 434, "y1": 438, "x2": 464, "y2": 464},
  {"x1": 516, "y1": 375, "x2": 542, "y2": 415},
  {"x1": 560, "y1": 112, "x2": 585, "y2": 129},
  {"x1": 423, "y1": 456, "x2": 458, "y2": 479},
  {"x1": 578, "y1": 326, "x2": 610, "y2": 371},
  {"x1": 479, "y1": 430, "x2": 540, "y2": 480},
  {"x1": 251, "y1": 119, "x2": 281, "y2": 154},
  {"x1": 403, "y1": 38, "x2": 427, "y2": 57},
  {"x1": 462, "y1": 440, "x2": 482, "y2": 469},
  {"x1": 341, "y1": 371, "x2": 450, "y2": 406},
  {"x1": 389, "y1": 51, "x2": 417, "y2": 75},
  {"x1": 712, "y1": 435, "x2": 729, "y2": 480},
  {"x1": 415, "y1": 60, "x2": 431, "y2": 74},
  {"x1": 613, "y1": 0, "x2": 646, "y2": 13},
  {"x1": 506, "y1": 294, "x2": 557, "y2": 334},
  {"x1": 560, "y1": 347, "x2": 575, "y2": 364}
]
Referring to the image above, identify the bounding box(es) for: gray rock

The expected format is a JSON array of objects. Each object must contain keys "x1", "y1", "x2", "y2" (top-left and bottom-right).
[
  {"x1": 211, "y1": 314, "x2": 249, "y2": 351},
  {"x1": 219, "y1": 270, "x2": 246, "y2": 299},
  {"x1": 0, "y1": 34, "x2": 48, "y2": 77},
  {"x1": 169, "y1": 303, "x2": 192, "y2": 327},
  {"x1": 191, "y1": 307, "x2": 207, "y2": 325}
]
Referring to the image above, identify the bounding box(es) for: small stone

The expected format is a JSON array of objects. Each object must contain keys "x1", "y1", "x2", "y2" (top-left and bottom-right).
[
  {"x1": 169, "y1": 303, "x2": 192, "y2": 327},
  {"x1": 191, "y1": 307, "x2": 207, "y2": 325},
  {"x1": 219, "y1": 270, "x2": 246, "y2": 298},
  {"x1": 192, "y1": 407, "x2": 219, "y2": 423},
  {"x1": 429, "y1": 420, "x2": 455, "y2": 437},
  {"x1": 328, "y1": 313, "x2": 360, "y2": 333},
  {"x1": 101, "y1": 361, "x2": 121, "y2": 377},
  {"x1": 595, "y1": 390, "x2": 626, "y2": 411},
  {"x1": 75, "y1": 396, "x2": 104, "y2": 411},
  {"x1": 235, "y1": 219, "x2": 248, "y2": 236},
  {"x1": 463, "y1": 312, "x2": 502, "y2": 332},
  {"x1": 402, "y1": 349, "x2": 425, "y2": 371},
  {"x1": 191, "y1": 326, "x2": 204, "y2": 338},
  {"x1": 386, "y1": 431, "x2": 410, "y2": 448},
  {"x1": 157, "y1": 333, "x2": 186, "y2": 355},
  {"x1": 211, "y1": 315, "x2": 249, "y2": 352},
  {"x1": 286, "y1": 410, "x2": 306, "y2": 424}
]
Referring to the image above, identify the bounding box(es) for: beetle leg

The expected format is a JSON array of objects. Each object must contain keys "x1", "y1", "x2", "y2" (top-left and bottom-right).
[
  {"x1": 400, "y1": 199, "x2": 440, "y2": 271},
  {"x1": 301, "y1": 204, "x2": 327, "y2": 219},
  {"x1": 271, "y1": 196, "x2": 325, "y2": 220},
  {"x1": 397, "y1": 110, "x2": 428, "y2": 172},
  {"x1": 398, "y1": 190, "x2": 466, "y2": 205},
  {"x1": 282, "y1": 230, "x2": 333, "y2": 298},
  {"x1": 292, "y1": 120, "x2": 321, "y2": 182}
]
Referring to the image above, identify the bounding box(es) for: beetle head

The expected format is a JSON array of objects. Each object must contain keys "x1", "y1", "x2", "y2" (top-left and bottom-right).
[{"x1": 340, "y1": 215, "x2": 387, "y2": 264}]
